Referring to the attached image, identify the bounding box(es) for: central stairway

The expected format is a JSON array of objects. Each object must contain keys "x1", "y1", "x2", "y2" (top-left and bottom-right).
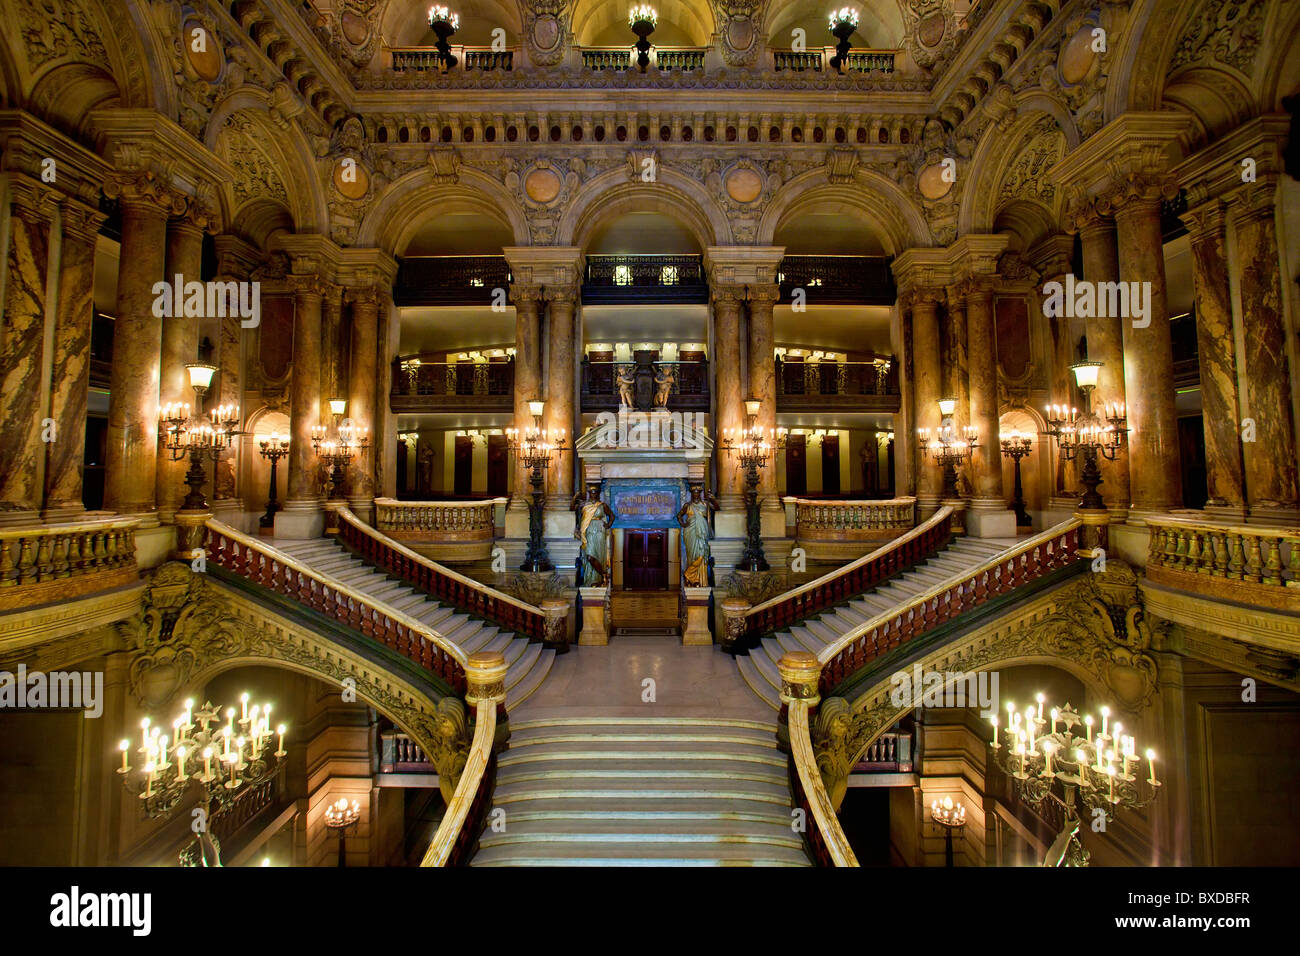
[
  {"x1": 470, "y1": 716, "x2": 811, "y2": 866},
  {"x1": 275, "y1": 537, "x2": 554, "y2": 710}
]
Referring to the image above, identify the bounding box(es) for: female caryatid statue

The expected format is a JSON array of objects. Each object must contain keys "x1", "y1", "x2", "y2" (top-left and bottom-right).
[
  {"x1": 676, "y1": 483, "x2": 718, "y2": 587},
  {"x1": 572, "y1": 483, "x2": 615, "y2": 586}
]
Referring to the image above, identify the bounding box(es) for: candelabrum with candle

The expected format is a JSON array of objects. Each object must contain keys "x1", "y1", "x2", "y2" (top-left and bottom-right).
[
  {"x1": 116, "y1": 695, "x2": 288, "y2": 866},
  {"x1": 720, "y1": 399, "x2": 786, "y2": 573},
  {"x1": 828, "y1": 7, "x2": 859, "y2": 71},
  {"x1": 930, "y1": 795, "x2": 967, "y2": 867},
  {"x1": 506, "y1": 399, "x2": 568, "y2": 572},
  {"x1": 917, "y1": 398, "x2": 977, "y2": 500},
  {"x1": 428, "y1": 5, "x2": 459, "y2": 66},
  {"x1": 257, "y1": 431, "x2": 290, "y2": 529},
  {"x1": 629, "y1": 4, "x2": 657, "y2": 70},
  {"x1": 990, "y1": 697, "x2": 1160, "y2": 867},
  {"x1": 1044, "y1": 361, "x2": 1128, "y2": 511},
  {"x1": 324, "y1": 797, "x2": 362, "y2": 867},
  {"x1": 312, "y1": 399, "x2": 370, "y2": 500},
  {"x1": 159, "y1": 362, "x2": 240, "y2": 512},
  {"x1": 999, "y1": 431, "x2": 1034, "y2": 527}
]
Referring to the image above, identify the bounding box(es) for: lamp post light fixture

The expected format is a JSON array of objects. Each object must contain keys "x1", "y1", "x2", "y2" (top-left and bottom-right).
[
  {"x1": 116, "y1": 695, "x2": 288, "y2": 866},
  {"x1": 1044, "y1": 361, "x2": 1128, "y2": 511},
  {"x1": 428, "y1": 5, "x2": 459, "y2": 67},
  {"x1": 720, "y1": 398, "x2": 786, "y2": 573},
  {"x1": 506, "y1": 399, "x2": 569, "y2": 573},
  {"x1": 159, "y1": 362, "x2": 240, "y2": 512},
  {"x1": 929, "y1": 795, "x2": 967, "y2": 867},
  {"x1": 828, "y1": 7, "x2": 859, "y2": 71},
  {"x1": 324, "y1": 797, "x2": 361, "y2": 867},
  {"x1": 990, "y1": 697, "x2": 1160, "y2": 867},
  {"x1": 917, "y1": 397, "x2": 977, "y2": 500},
  {"x1": 629, "y1": 5, "x2": 657, "y2": 71},
  {"x1": 999, "y1": 431, "x2": 1034, "y2": 527},
  {"x1": 312, "y1": 399, "x2": 370, "y2": 500},
  {"x1": 257, "y1": 431, "x2": 290, "y2": 529}
]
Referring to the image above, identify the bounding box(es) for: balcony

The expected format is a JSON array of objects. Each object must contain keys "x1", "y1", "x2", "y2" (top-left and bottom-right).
[
  {"x1": 394, "y1": 256, "x2": 512, "y2": 307},
  {"x1": 776, "y1": 357, "x2": 900, "y2": 413},
  {"x1": 582, "y1": 254, "x2": 708, "y2": 304},
  {"x1": 771, "y1": 48, "x2": 896, "y2": 73},
  {"x1": 778, "y1": 255, "x2": 896, "y2": 305},
  {"x1": 390, "y1": 46, "x2": 516, "y2": 72},
  {"x1": 581, "y1": 359, "x2": 710, "y2": 412},
  {"x1": 390, "y1": 356, "x2": 513, "y2": 413},
  {"x1": 0, "y1": 516, "x2": 141, "y2": 612},
  {"x1": 580, "y1": 46, "x2": 707, "y2": 71}
]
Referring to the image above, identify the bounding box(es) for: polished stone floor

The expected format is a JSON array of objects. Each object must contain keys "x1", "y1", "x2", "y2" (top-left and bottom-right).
[{"x1": 515, "y1": 636, "x2": 774, "y2": 722}]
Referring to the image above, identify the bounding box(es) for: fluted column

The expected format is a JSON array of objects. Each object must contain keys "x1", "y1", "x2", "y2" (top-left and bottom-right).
[
  {"x1": 712, "y1": 286, "x2": 746, "y2": 514},
  {"x1": 155, "y1": 214, "x2": 206, "y2": 521},
  {"x1": 1232, "y1": 184, "x2": 1299, "y2": 521},
  {"x1": 284, "y1": 277, "x2": 324, "y2": 513},
  {"x1": 1115, "y1": 193, "x2": 1181, "y2": 517},
  {"x1": 965, "y1": 281, "x2": 1015, "y2": 537},
  {"x1": 543, "y1": 291, "x2": 577, "y2": 510},
  {"x1": 1078, "y1": 212, "x2": 1130, "y2": 516},
  {"x1": 43, "y1": 200, "x2": 105, "y2": 518},
  {"x1": 910, "y1": 289, "x2": 944, "y2": 515},
  {"x1": 103, "y1": 176, "x2": 184, "y2": 519},
  {"x1": 747, "y1": 285, "x2": 781, "y2": 517},
  {"x1": 1181, "y1": 200, "x2": 1245, "y2": 517},
  {"x1": 346, "y1": 287, "x2": 380, "y2": 512},
  {"x1": 509, "y1": 285, "x2": 542, "y2": 511}
]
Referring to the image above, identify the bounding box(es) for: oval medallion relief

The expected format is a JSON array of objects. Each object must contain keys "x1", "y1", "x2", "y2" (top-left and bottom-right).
[
  {"x1": 524, "y1": 167, "x2": 563, "y2": 204},
  {"x1": 725, "y1": 167, "x2": 763, "y2": 204},
  {"x1": 1059, "y1": 26, "x2": 1097, "y2": 85},
  {"x1": 917, "y1": 12, "x2": 946, "y2": 48},
  {"x1": 726, "y1": 18, "x2": 755, "y2": 54},
  {"x1": 917, "y1": 162, "x2": 953, "y2": 201},
  {"x1": 183, "y1": 19, "x2": 224, "y2": 82},
  {"x1": 533, "y1": 14, "x2": 561, "y2": 52},
  {"x1": 340, "y1": 11, "x2": 370, "y2": 46},
  {"x1": 333, "y1": 159, "x2": 370, "y2": 200}
]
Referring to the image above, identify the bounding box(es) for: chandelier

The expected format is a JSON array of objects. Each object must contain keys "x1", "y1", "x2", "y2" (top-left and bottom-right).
[
  {"x1": 930, "y1": 795, "x2": 967, "y2": 867},
  {"x1": 428, "y1": 5, "x2": 458, "y2": 29},
  {"x1": 1044, "y1": 361, "x2": 1128, "y2": 510},
  {"x1": 428, "y1": 6, "x2": 459, "y2": 67},
  {"x1": 828, "y1": 6, "x2": 859, "y2": 71},
  {"x1": 828, "y1": 7, "x2": 859, "y2": 29},
  {"x1": 312, "y1": 399, "x2": 370, "y2": 500},
  {"x1": 999, "y1": 430, "x2": 1034, "y2": 527},
  {"x1": 257, "y1": 431, "x2": 290, "y2": 530},
  {"x1": 990, "y1": 696, "x2": 1160, "y2": 866},
  {"x1": 720, "y1": 398, "x2": 786, "y2": 572},
  {"x1": 917, "y1": 397, "x2": 977, "y2": 499},
  {"x1": 506, "y1": 399, "x2": 568, "y2": 572},
  {"x1": 629, "y1": 4, "x2": 657, "y2": 28},
  {"x1": 159, "y1": 362, "x2": 240, "y2": 512}
]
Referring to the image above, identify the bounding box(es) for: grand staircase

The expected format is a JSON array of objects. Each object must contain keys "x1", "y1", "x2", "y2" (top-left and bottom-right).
[
  {"x1": 274, "y1": 537, "x2": 554, "y2": 710},
  {"x1": 470, "y1": 715, "x2": 811, "y2": 866},
  {"x1": 738, "y1": 535, "x2": 1015, "y2": 709}
]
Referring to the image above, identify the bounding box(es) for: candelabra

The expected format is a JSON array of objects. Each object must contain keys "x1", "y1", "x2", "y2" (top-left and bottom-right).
[
  {"x1": 1044, "y1": 361, "x2": 1128, "y2": 511},
  {"x1": 828, "y1": 7, "x2": 859, "y2": 71},
  {"x1": 257, "y1": 431, "x2": 290, "y2": 529},
  {"x1": 930, "y1": 795, "x2": 967, "y2": 867},
  {"x1": 159, "y1": 362, "x2": 240, "y2": 512},
  {"x1": 629, "y1": 5, "x2": 657, "y2": 71},
  {"x1": 917, "y1": 397, "x2": 978, "y2": 500},
  {"x1": 990, "y1": 696, "x2": 1160, "y2": 866},
  {"x1": 312, "y1": 399, "x2": 370, "y2": 500},
  {"x1": 506, "y1": 399, "x2": 568, "y2": 573},
  {"x1": 428, "y1": 5, "x2": 459, "y2": 67},
  {"x1": 116, "y1": 694, "x2": 288, "y2": 866},
  {"x1": 324, "y1": 797, "x2": 361, "y2": 867},
  {"x1": 999, "y1": 431, "x2": 1034, "y2": 527},
  {"x1": 720, "y1": 399, "x2": 786, "y2": 573}
]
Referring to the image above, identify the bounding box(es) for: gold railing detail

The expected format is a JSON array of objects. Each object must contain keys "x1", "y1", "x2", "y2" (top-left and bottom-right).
[
  {"x1": 794, "y1": 496, "x2": 916, "y2": 540},
  {"x1": 373, "y1": 497, "x2": 503, "y2": 540},
  {"x1": 1145, "y1": 515, "x2": 1300, "y2": 612},
  {"x1": 0, "y1": 515, "x2": 142, "y2": 611}
]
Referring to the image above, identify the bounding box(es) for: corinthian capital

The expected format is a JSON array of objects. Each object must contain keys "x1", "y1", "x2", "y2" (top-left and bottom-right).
[{"x1": 103, "y1": 169, "x2": 188, "y2": 216}]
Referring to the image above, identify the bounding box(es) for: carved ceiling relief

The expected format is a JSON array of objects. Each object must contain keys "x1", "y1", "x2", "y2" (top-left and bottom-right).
[
  {"x1": 714, "y1": 0, "x2": 763, "y2": 67},
  {"x1": 322, "y1": 0, "x2": 390, "y2": 71},
  {"x1": 14, "y1": 0, "x2": 110, "y2": 72},
  {"x1": 868, "y1": 116, "x2": 973, "y2": 245},
  {"x1": 217, "y1": 117, "x2": 291, "y2": 211},
  {"x1": 1168, "y1": 0, "x2": 1268, "y2": 77},
  {"x1": 901, "y1": 0, "x2": 964, "y2": 75},
  {"x1": 997, "y1": 120, "x2": 1066, "y2": 207},
  {"x1": 521, "y1": 0, "x2": 570, "y2": 67}
]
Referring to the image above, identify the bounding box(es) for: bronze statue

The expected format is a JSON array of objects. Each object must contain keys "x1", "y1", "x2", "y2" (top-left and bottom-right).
[
  {"x1": 615, "y1": 364, "x2": 636, "y2": 409},
  {"x1": 675, "y1": 483, "x2": 718, "y2": 587},
  {"x1": 653, "y1": 364, "x2": 677, "y2": 409},
  {"x1": 571, "y1": 482, "x2": 615, "y2": 586}
]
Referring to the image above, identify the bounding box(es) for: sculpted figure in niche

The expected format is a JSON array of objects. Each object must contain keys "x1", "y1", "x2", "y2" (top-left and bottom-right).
[
  {"x1": 676, "y1": 483, "x2": 718, "y2": 587},
  {"x1": 615, "y1": 364, "x2": 636, "y2": 409},
  {"x1": 653, "y1": 364, "x2": 677, "y2": 409},
  {"x1": 572, "y1": 482, "x2": 615, "y2": 586}
]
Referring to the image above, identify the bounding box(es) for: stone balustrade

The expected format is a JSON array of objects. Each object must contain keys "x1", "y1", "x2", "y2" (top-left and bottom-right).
[
  {"x1": 1145, "y1": 515, "x2": 1300, "y2": 612},
  {"x1": 794, "y1": 496, "x2": 916, "y2": 540},
  {"x1": 373, "y1": 497, "x2": 503, "y2": 541},
  {"x1": 0, "y1": 516, "x2": 141, "y2": 611}
]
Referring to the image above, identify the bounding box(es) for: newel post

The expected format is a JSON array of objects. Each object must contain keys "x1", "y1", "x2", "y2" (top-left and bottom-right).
[
  {"x1": 465, "y1": 650, "x2": 510, "y2": 751},
  {"x1": 720, "y1": 596, "x2": 751, "y2": 653},
  {"x1": 776, "y1": 650, "x2": 822, "y2": 754}
]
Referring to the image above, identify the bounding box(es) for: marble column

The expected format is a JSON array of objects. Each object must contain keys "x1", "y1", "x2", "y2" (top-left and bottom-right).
[
  {"x1": 965, "y1": 281, "x2": 1014, "y2": 537},
  {"x1": 321, "y1": 285, "x2": 344, "y2": 416},
  {"x1": 747, "y1": 285, "x2": 782, "y2": 525},
  {"x1": 1115, "y1": 195, "x2": 1181, "y2": 517},
  {"x1": 509, "y1": 285, "x2": 543, "y2": 514},
  {"x1": 943, "y1": 284, "x2": 972, "y2": 495},
  {"x1": 543, "y1": 291, "x2": 577, "y2": 511},
  {"x1": 0, "y1": 178, "x2": 52, "y2": 523},
  {"x1": 43, "y1": 200, "x2": 104, "y2": 518},
  {"x1": 155, "y1": 215, "x2": 204, "y2": 521},
  {"x1": 213, "y1": 311, "x2": 242, "y2": 505},
  {"x1": 346, "y1": 287, "x2": 380, "y2": 512},
  {"x1": 712, "y1": 287, "x2": 747, "y2": 518},
  {"x1": 1232, "y1": 189, "x2": 1299, "y2": 520},
  {"x1": 910, "y1": 290, "x2": 944, "y2": 515},
  {"x1": 1079, "y1": 213, "x2": 1130, "y2": 516},
  {"x1": 281, "y1": 277, "x2": 324, "y2": 533},
  {"x1": 103, "y1": 178, "x2": 181, "y2": 519},
  {"x1": 1181, "y1": 200, "x2": 1245, "y2": 517}
]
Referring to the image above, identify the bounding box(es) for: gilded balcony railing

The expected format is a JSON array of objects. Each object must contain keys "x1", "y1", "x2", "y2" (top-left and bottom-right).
[
  {"x1": 580, "y1": 47, "x2": 706, "y2": 71},
  {"x1": 1145, "y1": 515, "x2": 1300, "y2": 612},
  {"x1": 794, "y1": 496, "x2": 916, "y2": 542},
  {"x1": 776, "y1": 358, "x2": 899, "y2": 397},
  {"x1": 771, "y1": 48, "x2": 896, "y2": 73},
  {"x1": 380, "y1": 730, "x2": 433, "y2": 773},
  {"x1": 373, "y1": 497, "x2": 503, "y2": 541},
  {"x1": 390, "y1": 356, "x2": 514, "y2": 412},
  {"x1": 390, "y1": 45, "x2": 516, "y2": 71},
  {"x1": 0, "y1": 515, "x2": 141, "y2": 611}
]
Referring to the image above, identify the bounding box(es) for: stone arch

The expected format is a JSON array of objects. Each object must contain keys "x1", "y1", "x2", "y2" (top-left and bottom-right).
[
  {"x1": 357, "y1": 167, "x2": 529, "y2": 255},
  {"x1": 571, "y1": 0, "x2": 716, "y2": 47},
  {"x1": 1259, "y1": 1, "x2": 1300, "y2": 109},
  {"x1": 961, "y1": 110, "x2": 1069, "y2": 237},
  {"x1": 560, "y1": 170, "x2": 730, "y2": 252},
  {"x1": 763, "y1": 0, "x2": 906, "y2": 49},
  {"x1": 758, "y1": 173, "x2": 931, "y2": 255},
  {"x1": 381, "y1": 0, "x2": 524, "y2": 47}
]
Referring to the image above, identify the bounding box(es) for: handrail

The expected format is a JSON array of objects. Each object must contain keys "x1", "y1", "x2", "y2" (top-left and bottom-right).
[
  {"x1": 745, "y1": 506, "x2": 954, "y2": 638},
  {"x1": 0, "y1": 515, "x2": 142, "y2": 605},
  {"x1": 818, "y1": 518, "x2": 1084, "y2": 693},
  {"x1": 0, "y1": 513, "x2": 141, "y2": 538},
  {"x1": 202, "y1": 518, "x2": 468, "y2": 690},
  {"x1": 421, "y1": 696, "x2": 496, "y2": 867},
  {"x1": 1145, "y1": 512, "x2": 1300, "y2": 537},
  {"x1": 1143, "y1": 513, "x2": 1298, "y2": 607},
  {"x1": 788, "y1": 700, "x2": 858, "y2": 867},
  {"x1": 373, "y1": 497, "x2": 503, "y2": 537},
  {"x1": 336, "y1": 507, "x2": 546, "y2": 641}
]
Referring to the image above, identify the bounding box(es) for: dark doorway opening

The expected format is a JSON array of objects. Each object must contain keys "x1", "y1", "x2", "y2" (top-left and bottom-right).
[{"x1": 623, "y1": 529, "x2": 668, "y2": 590}]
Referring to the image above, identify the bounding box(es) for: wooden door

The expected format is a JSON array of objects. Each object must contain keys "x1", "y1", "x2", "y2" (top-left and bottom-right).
[
  {"x1": 487, "y1": 434, "x2": 508, "y2": 496},
  {"x1": 785, "y1": 433, "x2": 807, "y2": 496},
  {"x1": 821, "y1": 434, "x2": 840, "y2": 494},
  {"x1": 453, "y1": 435, "x2": 473, "y2": 495},
  {"x1": 396, "y1": 438, "x2": 408, "y2": 497},
  {"x1": 624, "y1": 529, "x2": 668, "y2": 590}
]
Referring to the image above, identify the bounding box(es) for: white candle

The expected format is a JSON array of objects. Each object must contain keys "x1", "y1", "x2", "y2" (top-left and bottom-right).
[
  {"x1": 158, "y1": 734, "x2": 168, "y2": 769},
  {"x1": 1107, "y1": 765, "x2": 1116, "y2": 801},
  {"x1": 176, "y1": 746, "x2": 187, "y2": 781},
  {"x1": 277, "y1": 724, "x2": 286, "y2": 756},
  {"x1": 1043, "y1": 743, "x2": 1054, "y2": 777},
  {"x1": 990, "y1": 715, "x2": 999, "y2": 747},
  {"x1": 203, "y1": 747, "x2": 213, "y2": 780},
  {"x1": 1075, "y1": 748, "x2": 1089, "y2": 784},
  {"x1": 119, "y1": 740, "x2": 130, "y2": 773},
  {"x1": 140, "y1": 718, "x2": 150, "y2": 751},
  {"x1": 185, "y1": 699, "x2": 193, "y2": 728},
  {"x1": 1100, "y1": 706, "x2": 1109, "y2": 738},
  {"x1": 1146, "y1": 749, "x2": 1158, "y2": 785},
  {"x1": 1050, "y1": 708, "x2": 1059, "y2": 734},
  {"x1": 1084, "y1": 715, "x2": 1092, "y2": 741},
  {"x1": 241, "y1": 693, "x2": 249, "y2": 722}
]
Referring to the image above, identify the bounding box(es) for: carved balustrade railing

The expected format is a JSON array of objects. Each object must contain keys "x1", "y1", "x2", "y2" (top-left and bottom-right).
[
  {"x1": 582, "y1": 254, "x2": 708, "y2": 303},
  {"x1": 1144, "y1": 515, "x2": 1300, "y2": 612},
  {"x1": 776, "y1": 358, "x2": 899, "y2": 398},
  {"x1": 380, "y1": 731, "x2": 433, "y2": 773},
  {"x1": 392, "y1": 357, "x2": 514, "y2": 397},
  {"x1": 795, "y1": 496, "x2": 916, "y2": 542},
  {"x1": 202, "y1": 519, "x2": 468, "y2": 694},
  {"x1": 391, "y1": 46, "x2": 517, "y2": 71},
  {"x1": 580, "y1": 47, "x2": 706, "y2": 71},
  {"x1": 393, "y1": 256, "x2": 512, "y2": 307},
  {"x1": 852, "y1": 728, "x2": 914, "y2": 773},
  {"x1": 581, "y1": 359, "x2": 710, "y2": 411},
  {"x1": 777, "y1": 255, "x2": 897, "y2": 304},
  {"x1": 0, "y1": 516, "x2": 141, "y2": 611},
  {"x1": 373, "y1": 497, "x2": 503, "y2": 542},
  {"x1": 771, "y1": 48, "x2": 897, "y2": 73},
  {"x1": 818, "y1": 520, "x2": 1085, "y2": 695},
  {"x1": 745, "y1": 506, "x2": 956, "y2": 641},
  {"x1": 336, "y1": 507, "x2": 546, "y2": 641},
  {"x1": 788, "y1": 697, "x2": 859, "y2": 867}
]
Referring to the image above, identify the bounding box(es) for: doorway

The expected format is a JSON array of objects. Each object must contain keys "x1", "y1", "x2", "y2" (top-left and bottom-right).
[
  {"x1": 786, "y1": 433, "x2": 807, "y2": 496},
  {"x1": 487, "y1": 434, "x2": 508, "y2": 496},
  {"x1": 623, "y1": 529, "x2": 668, "y2": 590},
  {"x1": 453, "y1": 435, "x2": 473, "y2": 495},
  {"x1": 821, "y1": 434, "x2": 840, "y2": 494}
]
